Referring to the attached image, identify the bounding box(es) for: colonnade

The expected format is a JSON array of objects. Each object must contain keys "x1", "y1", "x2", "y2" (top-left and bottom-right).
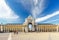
[
  {"x1": 36, "y1": 25, "x2": 59, "y2": 32},
  {"x1": 0, "y1": 24, "x2": 59, "y2": 32}
]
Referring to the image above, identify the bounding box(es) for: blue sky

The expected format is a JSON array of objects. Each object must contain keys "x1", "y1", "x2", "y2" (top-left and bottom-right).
[{"x1": 0, "y1": 0, "x2": 59, "y2": 24}]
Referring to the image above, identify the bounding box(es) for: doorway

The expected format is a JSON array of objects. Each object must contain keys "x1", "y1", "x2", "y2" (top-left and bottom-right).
[{"x1": 28, "y1": 23, "x2": 32, "y2": 32}]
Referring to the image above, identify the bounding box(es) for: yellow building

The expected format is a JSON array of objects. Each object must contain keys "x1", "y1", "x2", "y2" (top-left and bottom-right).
[{"x1": 0, "y1": 15, "x2": 59, "y2": 32}]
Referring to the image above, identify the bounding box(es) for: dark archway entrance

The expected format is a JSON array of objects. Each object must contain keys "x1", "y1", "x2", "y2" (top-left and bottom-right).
[{"x1": 28, "y1": 23, "x2": 32, "y2": 32}]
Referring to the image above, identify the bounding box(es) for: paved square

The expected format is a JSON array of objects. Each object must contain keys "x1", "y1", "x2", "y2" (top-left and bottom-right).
[{"x1": 0, "y1": 32, "x2": 59, "y2": 40}]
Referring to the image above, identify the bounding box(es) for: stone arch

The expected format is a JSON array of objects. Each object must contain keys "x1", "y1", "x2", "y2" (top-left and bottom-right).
[{"x1": 23, "y1": 15, "x2": 35, "y2": 32}]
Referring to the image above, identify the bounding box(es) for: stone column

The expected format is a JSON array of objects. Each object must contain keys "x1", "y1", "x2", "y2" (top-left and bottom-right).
[
  {"x1": 57, "y1": 25, "x2": 58, "y2": 32},
  {"x1": 1, "y1": 25, "x2": 3, "y2": 32},
  {"x1": 32, "y1": 25, "x2": 35, "y2": 32},
  {"x1": 25, "y1": 27, "x2": 28, "y2": 32},
  {"x1": 36, "y1": 26, "x2": 38, "y2": 32},
  {"x1": 22, "y1": 27, "x2": 25, "y2": 32}
]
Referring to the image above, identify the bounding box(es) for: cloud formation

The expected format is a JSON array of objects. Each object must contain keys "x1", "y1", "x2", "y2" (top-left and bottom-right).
[
  {"x1": 0, "y1": 0, "x2": 19, "y2": 23},
  {"x1": 15, "y1": 0, "x2": 47, "y2": 18},
  {"x1": 43, "y1": 19, "x2": 59, "y2": 23},
  {"x1": 32, "y1": 0, "x2": 46, "y2": 18},
  {"x1": 35, "y1": 11, "x2": 59, "y2": 23}
]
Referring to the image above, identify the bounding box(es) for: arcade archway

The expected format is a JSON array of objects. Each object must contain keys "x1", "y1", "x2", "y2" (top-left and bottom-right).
[{"x1": 28, "y1": 23, "x2": 32, "y2": 32}]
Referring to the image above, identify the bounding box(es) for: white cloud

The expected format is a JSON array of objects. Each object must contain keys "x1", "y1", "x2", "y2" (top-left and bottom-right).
[
  {"x1": 0, "y1": 0, "x2": 19, "y2": 23},
  {"x1": 32, "y1": 0, "x2": 46, "y2": 18},
  {"x1": 43, "y1": 19, "x2": 59, "y2": 23},
  {"x1": 33, "y1": 0, "x2": 38, "y2": 6},
  {"x1": 16, "y1": 0, "x2": 46, "y2": 18},
  {"x1": 32, "y1": 7, "x2": 39, "y2": 18},
  {"x1": 35, "y1": 11, "x2": 59, "y2": 23}
]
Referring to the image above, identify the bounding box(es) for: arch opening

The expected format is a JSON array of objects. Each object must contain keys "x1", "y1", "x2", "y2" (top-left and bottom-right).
[{"x1": 28, "y1": 23, "x2": 32, "y2": 32}]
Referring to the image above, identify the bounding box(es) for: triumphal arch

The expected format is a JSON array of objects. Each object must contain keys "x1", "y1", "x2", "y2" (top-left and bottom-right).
[{"x1": 23, "y1": 15, "x2": 36, "y2": 32}]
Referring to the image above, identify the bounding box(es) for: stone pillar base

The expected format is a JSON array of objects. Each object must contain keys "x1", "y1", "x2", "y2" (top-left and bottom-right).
[
  {"x1": 25, "y1": 27, "x2": 28, "y2": 32},
  {"x1": 32, "y1": 27, "x2": 35, "y2": 32}
]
